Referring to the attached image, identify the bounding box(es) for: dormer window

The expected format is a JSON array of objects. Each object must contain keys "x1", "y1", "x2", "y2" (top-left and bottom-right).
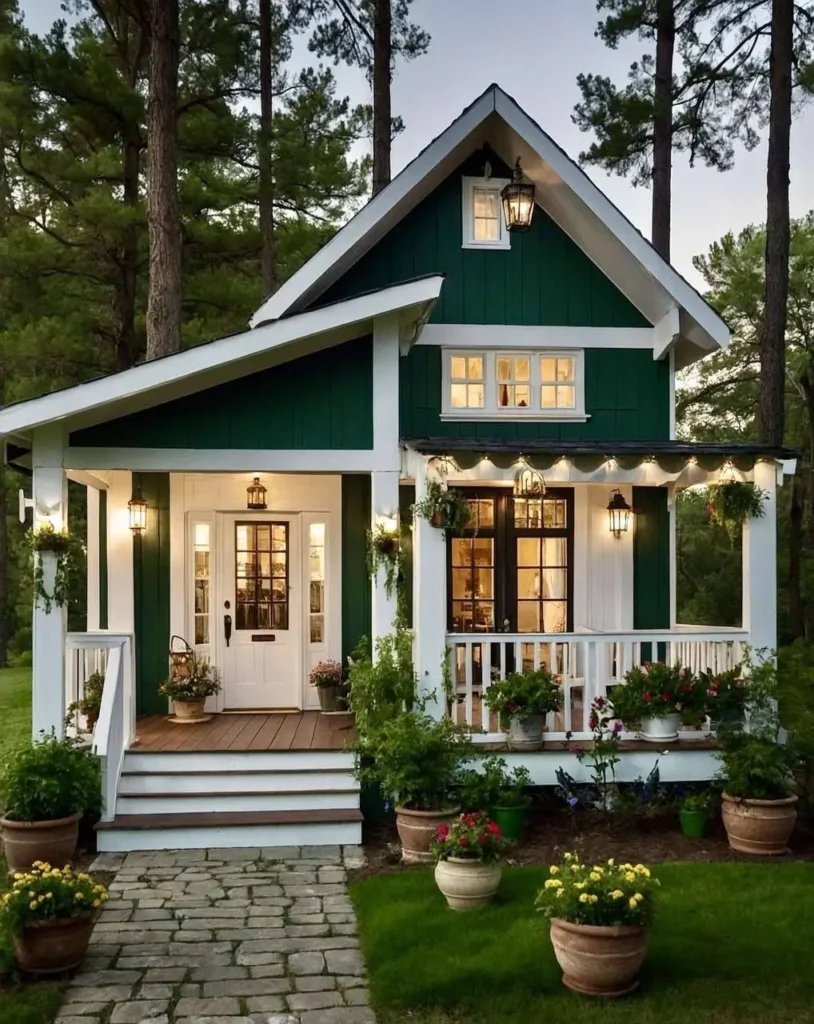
[{"x1": 462, "y1": 176, "x2": 511, "y2": 250}]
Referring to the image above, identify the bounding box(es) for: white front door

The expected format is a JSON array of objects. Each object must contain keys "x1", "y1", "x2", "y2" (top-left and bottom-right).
[{"x1": 218, "y1": 514, "x2": 302, "y2": 709}]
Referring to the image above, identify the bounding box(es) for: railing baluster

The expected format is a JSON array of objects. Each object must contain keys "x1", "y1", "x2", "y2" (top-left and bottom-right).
[{"x1": 464, "y1": 643, "x2": 474, "y2": 729}]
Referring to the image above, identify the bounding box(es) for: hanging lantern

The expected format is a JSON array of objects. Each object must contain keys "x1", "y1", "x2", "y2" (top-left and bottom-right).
[
  {"x1": 514, "y1": 459, "x2": 546, "y2": 498},
  {"x1": 607, "y1": 489, "x2": 632, "y2": 538},
  {"x1": 246, "y1": 476, "x2": 267, "y2": 510},
  {"x1": 501, "y1": 158, "x2": 536, "y2": 233},
  {"x1": 128, "y1": 495, "x2": 147, "y2": 534}
]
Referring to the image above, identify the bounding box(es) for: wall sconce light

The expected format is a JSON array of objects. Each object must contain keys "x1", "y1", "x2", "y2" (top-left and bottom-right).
[
  {"x1": 607, "y1": 489, "x2": 632, "y2": 538},
  {"x1": 246, "y1": 476, "x2": 268, "y2": 510},
  {"x1": 128, "y1": 495, "x2": 148, "y2": 534}
]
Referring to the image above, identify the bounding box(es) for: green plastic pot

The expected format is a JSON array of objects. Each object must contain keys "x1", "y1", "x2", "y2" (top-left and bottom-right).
[
  {"x1": 679, "y1": 808, "x2": 708, "y2": 838},
  {"x1": 488, "y1": 804, "x2": 528, "y2": 842}
]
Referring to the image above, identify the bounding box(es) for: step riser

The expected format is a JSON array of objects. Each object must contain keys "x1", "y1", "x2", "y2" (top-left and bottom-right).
[
  {"x1": 116, "y1": 792, "x2": 359, "y2": 815},
  {"x1": 124, "y1": 751, "x2": 354, "y2": 773},
  {"x1": 96, "y1": 820, "x2": 362, "y2": 852},
  {"x1": 119, "y1": 771, "x2": 357, "y2": 795}
]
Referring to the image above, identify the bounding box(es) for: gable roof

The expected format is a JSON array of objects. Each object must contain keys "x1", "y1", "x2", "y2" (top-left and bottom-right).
[
  {"x1": 250, "y1": 84, "x2": 728, "y2": 370},
  {"x1": 0, "y1": 276, "x2": 443, "y2": 444}
]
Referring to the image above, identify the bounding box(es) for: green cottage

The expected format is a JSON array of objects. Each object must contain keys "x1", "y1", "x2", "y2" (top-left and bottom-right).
[{"x1": 0, "y1": 85, "x2": 792, "y2": 853}]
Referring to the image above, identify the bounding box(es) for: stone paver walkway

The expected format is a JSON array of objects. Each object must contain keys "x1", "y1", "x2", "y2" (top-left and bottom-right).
[{"x1": 56, "y1": 846, "x2": 375, "y2": 1024}]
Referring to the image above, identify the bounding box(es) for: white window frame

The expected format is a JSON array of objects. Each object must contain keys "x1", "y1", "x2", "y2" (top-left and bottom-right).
[
  {"x1": 462, "y1": 176, "x2": 511, "y2": 250},
  {"x1": 441, "y1": 349, "x2": 588, "y2": 421}
]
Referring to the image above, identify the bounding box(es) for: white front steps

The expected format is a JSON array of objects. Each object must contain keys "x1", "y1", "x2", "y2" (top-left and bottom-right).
[{"x1": 96, "y1": 749, "x2": 362, "y2": 852}]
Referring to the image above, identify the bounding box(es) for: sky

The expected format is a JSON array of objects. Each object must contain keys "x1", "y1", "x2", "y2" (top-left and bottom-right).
[{"x1": 19, "y1": 0, "x2": 814, "y2": 289}]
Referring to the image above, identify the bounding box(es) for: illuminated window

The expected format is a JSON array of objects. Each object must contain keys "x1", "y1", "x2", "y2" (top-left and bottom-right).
[
  {"x1": 462, "y1": 177, "x2": 511, "y2": 250},
  {"x1": 235, "y1": 522, "x2": 289, "y2": 630},
  {"x1": 541, "y1": 356, "x2": 576, "y2": 410},
  {"x1": 449, "y1": 354, "x2": 484, "y2": 409},
  {"x1": 193, "y1": 523, "x2": 210, "y2": 646},
  {"x1": 309, "y1": 523, "x2": 326, "y2": 644}
]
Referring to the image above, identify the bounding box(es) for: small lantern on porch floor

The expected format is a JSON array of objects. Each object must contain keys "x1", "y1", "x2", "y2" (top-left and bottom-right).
[
  {"x1": 514, "y1": 459, "x2": 546, "y2": 498},
  {"x1": 607, "y1": 489, "x2": 632, "y2": 538},
  {"x1": 128, "y1": 495, "x2": 147, "y2": 534},
  {"x1": 501, "y1": 158, "x2": 536, "y2": 233},
  {"x1": 246, "y1": 476, "x2": 267, "y2": 510},
  {"x1": 169, "y1": 635, "x2": 194, "y2": 681}
]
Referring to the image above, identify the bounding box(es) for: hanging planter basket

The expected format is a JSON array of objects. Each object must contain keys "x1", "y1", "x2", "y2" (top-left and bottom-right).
[{"x1": 707, "y1": 482, "x2": 767, "y2": 544}]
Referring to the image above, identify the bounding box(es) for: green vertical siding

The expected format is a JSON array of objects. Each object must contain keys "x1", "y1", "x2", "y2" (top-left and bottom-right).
[
  {"x1": 133, "y1": 473, "x2": 170, "y2": 714},
  {"x1": 99, "y1": 489, "x2": 108, "y2": 630},
  {"x1": 342, "y1": 475, "x2": 371, "y2": 662},
  {"x1": 400, "y1": 347, "x2": 670, "y2": 441},
  {"x1": 633, "y1": 487, "x2": 670, "y2": 661},
  {"x1": 69, "y1": 337, "x2": 373, "y2": 450},
  {"x1": 317, "y1": 149, "x2": 649, "y2": 329}
]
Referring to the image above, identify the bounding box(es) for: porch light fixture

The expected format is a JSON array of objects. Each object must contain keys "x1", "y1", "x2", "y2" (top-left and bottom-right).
[
  {"x1": 514, "y1": 458, "x2": 546, "y2": 498},
  {"x1": 128, "y1": 495, "x2": 148, "y2": 534},
  {"x1": 246, "y1": 476, "x2": 267, "y2": 510},
  {"x1": 607, "y1": 489, "x2": 632, "y2": 538},
  {"x1": 501, "y1": 158, "x2": 536, "y2": 233},
  {"x1": 377, "y1": 513, "x2": 399, "y2": 536}
]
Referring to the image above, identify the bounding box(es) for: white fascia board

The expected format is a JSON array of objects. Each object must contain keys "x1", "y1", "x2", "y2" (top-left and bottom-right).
[
  {"x1": 417, "y1": 324, "x2": 655, "y2": 350},
  {"x1": 653, "y1": 305, "x2": 681, "y2": 361},
  {"x1": 249, "y1": 91, "x2": 497, "y2": 327},
  {"x1": 0, "y1": 276, "x2": 444, "y2": 441},
  {"x1": 492, "y1": 90, "x2": 730, "y2": 353},
  {"x1": 64, "y1": 447, "x2": 399, "y2": 473}
]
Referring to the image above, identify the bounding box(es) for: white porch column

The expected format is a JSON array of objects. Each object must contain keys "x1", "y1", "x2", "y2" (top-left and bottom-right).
[
  {"x1": 742, "y1": 460, "x2": 777, "y2": 654},
  {"x1": 31, "y1": 427, "x2": 68, "y2": 739},
  {"x1": 86, "y1": 486, "x2": 100, "y2": 631},
  {"x1": 107, "y1": 471, "x2": 135, "y2": 635},
  {"x1": 412, "y1": 458, "x2": 447, "y2": 718},
  {"x1": 370, "y1": 470, "x2": 400, "y2": 642}
]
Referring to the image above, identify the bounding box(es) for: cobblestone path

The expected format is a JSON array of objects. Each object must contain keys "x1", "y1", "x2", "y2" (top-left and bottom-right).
[{"x1": 55, "y1": 846, "x2": 375, "y2": 1024}]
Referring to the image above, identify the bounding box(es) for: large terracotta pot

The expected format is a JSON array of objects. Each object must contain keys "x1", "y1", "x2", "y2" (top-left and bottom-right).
[
  {"x1": 549, "y1": 918, "x2": 649, "y2": 997},
  {"x1": 172, "y1": 699, "x2": 206, "y2": 720},
  {"x1": 0, "y1": 812, "x2": 82, "y2": 873},
  {"x1": 14, "y1": 914, "x2": 96, "y2": 974},
  {"x1": 721, "y1": 793, "x2": 798, "y2": 856},
  {"x1": 395, "y1": 805, "x2": 460, "y2": 864},
  {"x1": 508, "y1": 715, "x2": 543, "y2": 751},
  {"x1": 434, "y1": 857, "x2": 502, "y2": 911},
  {"x1": 640, "y1": 713, "x2": 681, "y2": 743}
]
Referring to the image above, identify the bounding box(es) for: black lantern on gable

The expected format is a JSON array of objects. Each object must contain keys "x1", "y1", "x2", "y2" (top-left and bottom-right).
[
  {"x1": 246, "y1": 476, "x2": 268, "y2": 510},
  {"x1": 501, "y1": 158, "x2": 536, "y2": 233}
]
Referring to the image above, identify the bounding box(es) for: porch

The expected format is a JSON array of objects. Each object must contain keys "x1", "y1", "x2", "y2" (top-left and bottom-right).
[{"x1": 133, "y1": 710, "x2": 356, "y2": 752}]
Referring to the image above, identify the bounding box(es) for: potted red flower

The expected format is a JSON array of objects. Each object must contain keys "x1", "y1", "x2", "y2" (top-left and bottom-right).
[
  {"x1": 433, "y1": 812, "x2": 511, "y2": 910},
  {"x1": 610, "y1": 662, "x2": 698, "y2": 742}
]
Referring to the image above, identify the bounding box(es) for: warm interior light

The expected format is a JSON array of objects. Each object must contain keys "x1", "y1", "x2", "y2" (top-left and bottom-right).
[
  {"x1": 514, "y1": 458, "x2": 546, "y2": 498},
  {"x1": 378, "y1": 514, "x2": 399, "y2": 535},
  {"x1": 501, "y1": 158, "x2": 536, "y2": 232},
  {"x1": 128, "y1": 496, "x2": 147, "y2": 534},
  {"x1": 607, "y1": 489, "x2": 632, "y2": 538}
]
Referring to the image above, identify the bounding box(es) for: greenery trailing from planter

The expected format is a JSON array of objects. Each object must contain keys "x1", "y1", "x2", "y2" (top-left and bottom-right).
[
  {"x1": 412, "y1": 481, "x2": 472, "y2": 536},
  {"x1": 366, "y1": 523, "x2": 403, "y2": 598},
  {"x1": 0, "y1": 732, "x2": 101, "y2": 823},
  {"x1": 68, "y1": 671, "x2": 105, "y2": 728},
  {"x1": 348, "y1": 626, "x2": 417, "y2": 740},
  {"x1": 28, "y1": 523, "x2": 86, "y2": 614},
  {"x1": 707, "y1": 482, "x2": 767, "y2": 543}
]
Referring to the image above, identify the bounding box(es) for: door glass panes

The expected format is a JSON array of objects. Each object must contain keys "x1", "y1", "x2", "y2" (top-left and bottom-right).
[
  {"x1": 515, "y1": 498, "x2": 567, "y2": 529},
  {"x1": 497, "y1": 355, "x2": 531, "y2": 409},
  {"x1": 450, "y1": 536, "x2": 495, "y2": 633},
  {"x1": 517, "y1": 534, "x2": 568, "y2": 634},
  {"x1": 309, "y1": 523, "x2": 326, "y2": 644},
  {"x1": 236, "y1": 522, "x2": 289, "y2": 630},
  {"x1": 193, "y1": 523, "x2": 210, "y2": 645},
  {"x1": 449, "y1": 355, "x2": 484, "y2": 409},
  {"x1": 473, "y1": 187, "x2": 500, "y2": 241}
]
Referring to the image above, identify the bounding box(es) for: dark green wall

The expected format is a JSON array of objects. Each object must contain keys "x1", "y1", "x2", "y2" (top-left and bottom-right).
[
  {"x1": 399, "y1": 485, "x2": 415, "y2": 628},
  {"x1": 133, "y1": 473, "x2": 170, "y2": 714},
  {"x1": 318, "y1": 149, "x2": 649, "y2": 329},
  {"x1": 401, "y1": 346, "x2": 669, "y2": 441},
  {"x1": 342, "y1": 475, "x2": 371, "y2": 662},
  {"x1": 70, "y1": 337, "x2": 373, "y2": 450},
  {"x1": 633, "y1": 487, "x2": 671, "y2": 660},
  {"x1": 99, "y1": 489, "x2": 108, "y2": 630}
]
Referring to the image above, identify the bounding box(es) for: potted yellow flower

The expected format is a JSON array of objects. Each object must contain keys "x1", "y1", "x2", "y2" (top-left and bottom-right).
[
  {"x1": 0, "y1": 862, "x2": 108, "y2": 973},
  {"x1": 535, "y1": 853, "x2": 660, "y2": 997}
]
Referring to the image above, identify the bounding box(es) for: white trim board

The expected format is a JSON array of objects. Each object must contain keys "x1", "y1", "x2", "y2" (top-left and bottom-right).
[
  {"x1": 65, "y1": 448, "x2": 401, "y2": 474},
  {"x1": 417, "y1": 324, "x2": 656, "y2": 351},
  {"x1": 0, "y1": 277, "x2": 444, "y2": 442}
]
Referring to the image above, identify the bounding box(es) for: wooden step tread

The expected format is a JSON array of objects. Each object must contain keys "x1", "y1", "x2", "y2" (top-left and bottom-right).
[
  {"x1": 118, "y1": 789, "x2": 359, "y2": 799},
  {"x1": 121, "y1": 766, "x2": 353, "y2": 777},
  {"x1": 96, "y1": 808, "x2": 363, "y2": 831}
]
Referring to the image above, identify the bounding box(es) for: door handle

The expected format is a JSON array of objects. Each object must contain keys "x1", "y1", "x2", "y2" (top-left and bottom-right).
[{"x1": 224, "y1": 614, "x2": 232, "y2": 647}]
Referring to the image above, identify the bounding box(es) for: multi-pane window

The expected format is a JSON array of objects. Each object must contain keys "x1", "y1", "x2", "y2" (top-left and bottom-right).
[
  {"x1": 309, "y1": 523, "x2": 326, "y2": 644},
  {"x1": 462, "y1": 177, "x2": 511, "y2": 249},
  {"x1": 443, "y1": 350, "x2": 585, "y2": 419},
  {"x1": 449, "y1": 354, "x2": 484, "y2": 410},
  {"x1": 472, "y1": 188, "x2": 501, "y2": 242},
  {"x1": 193, "y1": 523, "x2": 210, "y2": 645},
  {"x1": 450, "y1": 499, "x2": 495, "y2": 633},
  {"x1": 235, "y1": 522, "x2": 288, "y2": 631}
]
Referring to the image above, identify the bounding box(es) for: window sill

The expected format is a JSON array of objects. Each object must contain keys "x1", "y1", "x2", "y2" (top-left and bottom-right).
[
  {"x1": 461, "y1": 239, "x2": 511, "y2": 251},
  {"x1": 439, "y1": 411, "x2": 591, "y2": 423}
]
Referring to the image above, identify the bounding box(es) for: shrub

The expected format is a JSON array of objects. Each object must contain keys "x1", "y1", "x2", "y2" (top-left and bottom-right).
[
  {"x1": 484, "y1": 669, "x2": 561, "y2": 728},
  {"x1": 68, "y1": 671, "x2": 105, "y2": 723},
  {"x1": 433, "y1": 812, "x2": 511, "y2": 864},
  {"x1": 459, "y1": 756, "x2": 532, "y2": 811},
  {"x1": 535, "y1": 852, "x2": 660, "y2": 927},
  {"x1": 348, "y1": 628, "x2": 416, "y2": 738},
  {"x1": 0, "y1": 863, "x2": 108, "y2": 934},
  {"x1": 159, "y1": 657, "x2": 221, "y2": 702},
  {"x1": 716, "y1": 730, "x2": 798, "y2": 800},
  {"x1": 0, "y1": 733, "x2": 101, "y2": 823}
]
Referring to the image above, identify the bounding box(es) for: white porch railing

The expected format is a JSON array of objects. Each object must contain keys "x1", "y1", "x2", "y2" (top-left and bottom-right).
[
  {"x1": 67, "y1": 632, "x2": 135, "y2": 821},
  {"x1": 446, "y1": 628, "x2": 748, "y2": 742}
]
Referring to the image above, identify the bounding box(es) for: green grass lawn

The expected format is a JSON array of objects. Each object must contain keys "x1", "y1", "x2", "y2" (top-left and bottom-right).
[
  {"x1": 351, "y1": 862, "x2": 814, "y2": 1024},
  {"x1": 0, "y1": 666, "x2": 32, "y2": 761}
]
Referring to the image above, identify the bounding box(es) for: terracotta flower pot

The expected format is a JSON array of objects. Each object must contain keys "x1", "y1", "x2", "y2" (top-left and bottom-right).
[
  {"x1": 435, "y1": 857, "x2": 502, "y2": 911},
  {"x1": 721, "y1": 793, "x2": 798, "y2": 856},
  {"x1": 430, "y1": 510, "x2": 444, "y2": 528},
  {"x1": 508, "y1": 715, "x2": 543, "y2": 751},
  {"x1": 640, "y1": 713, "x2": 681, "y2": 742},
  {"x1": 172, "y1": 699, "x2": 206, "y2": 720},
  {"x1": 14, "y1": 914, "x2": 96, "y2": 974},
  {"x1": 0, "y1": 811, "x2": 82, "y2": 874},
  {"x1": 549, "y1": 918, "x2": 649, "y2": 997},
  {"x1": 395, "y1": 805, "x2": 460, "y2": 864}
]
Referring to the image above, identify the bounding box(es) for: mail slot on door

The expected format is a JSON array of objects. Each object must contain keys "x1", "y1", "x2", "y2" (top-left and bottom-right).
[{"x1": 251, "y1": 634, "x2": 276, "y2": 642}]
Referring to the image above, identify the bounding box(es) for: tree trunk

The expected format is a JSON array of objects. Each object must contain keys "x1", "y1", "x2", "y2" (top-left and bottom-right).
[
  {"x1": 651, "y1": 0, "x2": 675, "y2": 261},
  {"x1": 118, "y1": 123, "x2": 141, "y2": 370},
  {"x1": 372, "y1": 0, "x2": 392, "y2": 197},
  {"x1": 259, "y1": 0, "x2": 277, "y2": 297},
  {"x1": 760, "y1": 0, "x2": 793, "y2": 446},
  {"x1": 145, "y1": 0, "x2": 182, "y2": 360}
]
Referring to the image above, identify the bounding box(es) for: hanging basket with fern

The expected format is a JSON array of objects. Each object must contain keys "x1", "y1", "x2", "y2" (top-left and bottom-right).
[
  {"x1": 412, "y1": 481, "x2": 472, "y2": 536},
  {"x1": 366, "y1": 523, "x2": 403, "y2": 599},
  {"x1": 28, "y1": 523, "x2": 86, "y2": 614},
  {"x1": 707, "y1": 481, "x2": 767, "y2": 542}
]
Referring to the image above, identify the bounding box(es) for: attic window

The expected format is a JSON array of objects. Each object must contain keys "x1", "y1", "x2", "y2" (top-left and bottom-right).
[{"x1": 462, "y1": 176, "x2": 511, "y2": 250}]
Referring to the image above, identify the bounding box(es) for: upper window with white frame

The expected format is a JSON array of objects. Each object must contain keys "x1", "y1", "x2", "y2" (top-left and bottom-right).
[
  {"x1": 462, "y1": 177, "x2": 511, "y2": 250},
  {"x1": 442, "y1": 350, "x2": 587, "y2": 420}
]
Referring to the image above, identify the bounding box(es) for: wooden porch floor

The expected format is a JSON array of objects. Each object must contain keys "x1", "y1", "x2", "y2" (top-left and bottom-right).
[{"x1": 133, "y1": 711, "x2": 356, "y2": 753}]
